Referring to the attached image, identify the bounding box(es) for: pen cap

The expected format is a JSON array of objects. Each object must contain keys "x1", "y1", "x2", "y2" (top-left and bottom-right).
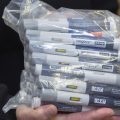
[
  {"x1": 29, "y1": 44, "x2": 44, "y2": 53},
  {"x1": 26, "y1": 30, "x2": 40, "y2": 36},
  {"x1": 26, "y1": 35, "x2": 41, "y2": 43},
  {"x1": 35, "y1": 64, "x2": 43, "y2": 75},
  {"x1": 32, "y1": 52, "x2": 47, "y2": 60},
  {"x1": 24, "y1": 19, "x2": 38, "y2": 29},
  {"x1": 41, "y1": 89, "x2": 57, "y2": 102}
]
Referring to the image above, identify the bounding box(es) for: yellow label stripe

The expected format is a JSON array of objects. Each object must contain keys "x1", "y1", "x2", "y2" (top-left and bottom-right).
[
  {"x1": 66, "y1": 85, "x2": 78, "y2": 89},
  {"x1": 55, "y1": 49, "x2": 66, "y2": 53},
  {"x1": 70, "y1": 97, "x2": 80, "y2": 101}
]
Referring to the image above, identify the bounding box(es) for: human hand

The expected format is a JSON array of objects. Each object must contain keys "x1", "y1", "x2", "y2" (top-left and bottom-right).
[{"x1": 17, "y1": 105, "x2": 118, "y2": 120}]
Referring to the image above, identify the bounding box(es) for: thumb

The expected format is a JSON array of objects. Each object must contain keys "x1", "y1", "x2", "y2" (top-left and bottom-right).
[{"x1": 36, "y1": 105, "x2": 57, "y2": 119}]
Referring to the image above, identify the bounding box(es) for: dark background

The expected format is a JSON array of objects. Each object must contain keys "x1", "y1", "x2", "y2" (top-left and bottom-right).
[{"x1": 0, "y1": 0, "x2": 118, "y2": 96}]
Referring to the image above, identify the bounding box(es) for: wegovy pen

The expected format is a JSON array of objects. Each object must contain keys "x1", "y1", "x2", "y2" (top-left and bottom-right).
[
  {"x1": 30, "y1": 52, "x2": 120, "y2": 74},
  {"x1": 34, "y1": 66, "x2": 120, "y2": 86},
  {"x1": 41, "y1": 89, "x2": 120, "y2": 108},
  {"x1": 46, "y1": 79, "x2": 120, "y2": 99},
  {"x1": 23, "y1": 17, "x2": 116, "y2": 33},
  {"x1": 26, "y1": 30, "x2": 120, "y2": 50},
  {"x1": 32, "y1": 97, "x2": 120, "y2": 115}
]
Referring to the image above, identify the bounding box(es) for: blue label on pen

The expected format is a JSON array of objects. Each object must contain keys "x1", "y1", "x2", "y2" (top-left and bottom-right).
[
  {"x1": 86, "y1": 83, "x2": 120, "y2": 98},
  {"x1": 89, "y1": 96, "x2": 117, "y2": 108},
  {"x1": 72, "y1": 36, "x2": 114, "y2": 50}
]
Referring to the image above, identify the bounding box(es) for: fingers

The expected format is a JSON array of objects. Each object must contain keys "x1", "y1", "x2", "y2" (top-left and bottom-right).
[
  {"x1": 16, "y1": 105, "x2": 35, "y2": 120},
  {"x1": 16, "y1": 105, "x2": 115, "y2": 120},
  {"x1": 55, "y1": 108, "x2": 114, "y2": 120},
  {"x1": 16, "y1": 105, "x2": 57, "y2": 120},
  {"x1": 36, "y1": 105, "x2": 57, "y2": 120}
]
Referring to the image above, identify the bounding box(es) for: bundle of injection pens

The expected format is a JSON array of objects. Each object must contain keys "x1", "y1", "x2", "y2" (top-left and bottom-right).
[{"x1": 3, "y1": 0, "x2": 120, "y2": 115}]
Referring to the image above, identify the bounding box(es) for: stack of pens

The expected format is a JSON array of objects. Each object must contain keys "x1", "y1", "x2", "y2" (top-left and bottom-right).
[
  {"x1": 3, "y1": 0, "x2": 120, "y2": 115},
  {"x1": 22, "y1": 10, "x2": 120, "y2": 113}
]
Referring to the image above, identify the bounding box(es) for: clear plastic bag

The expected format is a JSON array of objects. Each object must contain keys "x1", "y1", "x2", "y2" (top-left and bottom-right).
[
  {"x1": 2, "y1": 0, "x2": 120, "y2": 115},
  {"x1": 2, "y1": 0, "x2": 55, "y2": 36},
  {"x1": 2, "y1": 0, "x2": 23, "y2": 31}
]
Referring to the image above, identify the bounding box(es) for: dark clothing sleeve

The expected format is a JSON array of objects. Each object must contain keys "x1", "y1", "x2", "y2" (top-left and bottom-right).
[
  {"x1": 0, "y1": 0, "x2": 24, "y2": 96},
  {"x1": 0, "y1": 84, "x2": 16, "y2": 120}
]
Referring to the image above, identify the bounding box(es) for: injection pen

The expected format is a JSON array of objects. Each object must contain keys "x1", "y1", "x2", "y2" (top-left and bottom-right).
[
  {"x1": 53, "y1": 80, "x2": 120, "y2": 99},
  {"x1": 36, "y1": 77, "x2": 120, "y2": 98},
  {"x1": 41, "y1": 89, "x2": 120, "y2": 108},
  {"x1": 29, "y1": 43, "x2": 120, "y2": 63},
  {"x1": 33, "y1": 98, "x2": 120, "y2": 115},
  {"x1": 25, "y1": 30, "x2": 116, "y2": 45},
  {"x1": 32, "y1": 96, "x2": 96, "y2": 113},
  {"x1": 26, "y1": 30, "x2": 120, "y2": 50},
  {"x1": 33, "y1": 72, "x2": 120, "y2": 98},
  {"x1": 23, "y1": 17, "x2": 116, "y2": 33},
  {"x1": 30, "y1": 53, "x2": 120, "y2": 74},
  {"x1": 35, "y1": 68, "x2": 120, "y2": 86}
]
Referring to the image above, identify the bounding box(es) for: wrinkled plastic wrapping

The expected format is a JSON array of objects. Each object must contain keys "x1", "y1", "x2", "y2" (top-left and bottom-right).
[
  {"x1": 3, "y1": 0, "x2": 55, "y2": 33},
  {"x1": 2, "y1": 0, "x2": 120, "y2": 115}
]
